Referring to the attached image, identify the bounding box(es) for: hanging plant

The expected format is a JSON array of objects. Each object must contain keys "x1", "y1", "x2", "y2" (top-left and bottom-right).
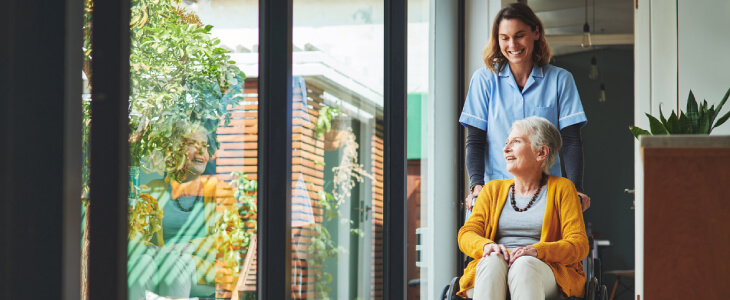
[{"x1": 332, "y1": 127, "x2": 375, "y2": 206}]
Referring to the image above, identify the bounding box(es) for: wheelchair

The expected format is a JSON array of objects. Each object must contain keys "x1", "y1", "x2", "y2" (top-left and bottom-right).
[{"x1": 441, "y1": 236, "x2": 608, "y2": 300}]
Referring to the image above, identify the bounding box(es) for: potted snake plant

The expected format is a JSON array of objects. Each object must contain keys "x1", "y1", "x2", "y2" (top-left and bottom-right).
[{"x1": 630, "y1": 87, "x2": 730, "y2": 138}]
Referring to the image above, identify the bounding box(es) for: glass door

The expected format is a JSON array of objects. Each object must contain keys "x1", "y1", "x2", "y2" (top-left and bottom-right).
[{"x1": 291, "y1": 2, "x2": 385, "y2": 299}]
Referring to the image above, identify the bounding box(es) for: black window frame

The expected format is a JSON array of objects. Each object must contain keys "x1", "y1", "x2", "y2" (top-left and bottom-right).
[{"x1": 88, "y1": 1, "x2": 131, "y2": 299}]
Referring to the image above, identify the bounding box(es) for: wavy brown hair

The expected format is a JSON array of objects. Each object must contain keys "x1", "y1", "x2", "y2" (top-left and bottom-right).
[{"x1": 483, "y1": 3, "x2": 552, "y2": 73}]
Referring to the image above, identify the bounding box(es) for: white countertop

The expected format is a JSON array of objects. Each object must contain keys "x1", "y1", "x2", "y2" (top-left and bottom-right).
[{"x1": 640, "y1": 135, "x2": 730, "y2": 148}]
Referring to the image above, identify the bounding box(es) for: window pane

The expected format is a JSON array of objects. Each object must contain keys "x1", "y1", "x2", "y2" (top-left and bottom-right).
[
  {"x1": 291, "y1": 2, "x2": 385, "y2": 299},
  {"x1": 75, "y1": 1, "x2": 262, "y2": 299},
  {"x1": 407, "y1": 1, "x2": 429, "y2": 299}
]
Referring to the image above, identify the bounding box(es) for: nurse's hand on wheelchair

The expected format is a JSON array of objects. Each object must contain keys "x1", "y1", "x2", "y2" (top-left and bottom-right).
[
  {"x1": 465, "y1": 185, "x2": 483, "y2": 211},
  {"x1": 578, "y1": 192, "x2": 591, "y2": 211}
]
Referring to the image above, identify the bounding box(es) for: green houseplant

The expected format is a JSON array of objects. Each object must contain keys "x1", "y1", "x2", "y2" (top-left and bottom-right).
[
  {"x1": 84, "y1": 0, "x2": 244, "y2": 182},
  {"x1": 630, "y1": 88, "x2": 730, "y2": 138}
]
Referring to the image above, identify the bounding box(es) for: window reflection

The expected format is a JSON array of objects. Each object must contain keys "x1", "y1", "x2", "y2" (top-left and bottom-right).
[
  {"x1": 289, "y1": 75, "x2": 384, "y2": 300},
  {"x1": 130, "y1": 122, "x2": 224, "y2": 299},
  {"x1": 292, "y1": 2, "x2": 385, "y2": 298},
  {"x1": 78, "y1": 0, "x2": 415, "y2": 299},
  {"x1": 87, "y1": 0, "x2": 248, "y2": 298}
]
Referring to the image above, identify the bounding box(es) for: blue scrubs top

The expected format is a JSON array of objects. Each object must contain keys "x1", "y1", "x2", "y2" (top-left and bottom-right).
[{"x1": 459, "y1": 64, "x2": 587, "y2": 183}]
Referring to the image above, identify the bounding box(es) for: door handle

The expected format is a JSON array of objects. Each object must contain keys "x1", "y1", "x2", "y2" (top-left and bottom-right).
[{"x1": 625, "y1": 188, "x2": 635, "y2": 210}]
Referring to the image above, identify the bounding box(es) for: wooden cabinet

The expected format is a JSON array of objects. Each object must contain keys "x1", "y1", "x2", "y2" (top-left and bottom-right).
[{"x1": 641, "y1": 136, "x2": 730, "y2": 299}]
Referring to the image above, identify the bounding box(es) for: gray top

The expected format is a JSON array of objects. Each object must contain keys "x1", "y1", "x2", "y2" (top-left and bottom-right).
[
  {"x1": 495, "y1": 183, "x2": 548, "y2": 251},
  {"x1": 161, "y1": 189, "x2": 206, "y2": 244}
]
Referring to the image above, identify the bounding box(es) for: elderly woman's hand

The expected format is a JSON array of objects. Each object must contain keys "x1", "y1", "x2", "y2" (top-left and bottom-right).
[
  {"x1": 482, "y1": 243, "x2": 510, "y2": 261},
  {"x1": 508, "y1": 246, "x2": 538, "y2": 266}
]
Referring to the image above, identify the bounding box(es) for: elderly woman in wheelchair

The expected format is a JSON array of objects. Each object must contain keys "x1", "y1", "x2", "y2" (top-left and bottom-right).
[{"x1": 457, "y1": 116, "x2": 589, "y2": 300}]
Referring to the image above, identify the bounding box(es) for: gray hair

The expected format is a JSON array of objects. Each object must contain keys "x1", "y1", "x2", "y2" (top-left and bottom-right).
[{"x1": 511, "y1": 116, "x2": 562, "y2": 174}]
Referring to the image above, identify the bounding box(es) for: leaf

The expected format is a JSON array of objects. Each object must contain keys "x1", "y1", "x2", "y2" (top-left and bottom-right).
[
  {"x1": 646, "y1": 113, "x2": 668, "y2": 135},
  {"x1": 679, "y1": 112, "x2": 692, "y2": 133},
  {"x1": 715, "y1": 87, "x2": 730, "y2": 117},
  {"x1": 659, "y1": 104, "x2": 668, "y2": 125},
  {"x1": 665, "y1": 111, "x2": 680, "y2": 134},
  {"x1": 707, "y1": 105, "x2": 717, "y2": 126},
  {"x1": 630, "y1": 126, "x2": 650, "y2": 140},
  {"x1": 698, "y1": 113, "x2": 711, "y2": 134},
  {"x1": 686, "y1": 90, "x2": 700, "y2": 133},
  {"x1": 709, "y1": 87, "x2": 730, "y2": 130},
  {"x1": 714, "y1": 110, "x2": 730, "y2": 129},
  {"x1": 698, "y1": 100, "x2": 707, "y2": 128}
]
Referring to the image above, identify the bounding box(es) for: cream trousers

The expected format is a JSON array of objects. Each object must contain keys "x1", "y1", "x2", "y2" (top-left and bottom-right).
[{"x1": 466, "y1": 253, "x2": 562, "y2": 300}]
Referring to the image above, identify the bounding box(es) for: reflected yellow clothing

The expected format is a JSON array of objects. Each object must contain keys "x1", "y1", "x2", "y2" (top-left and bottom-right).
[
  {"x1": 144, "y1": 175, "x2": 237, "y2": 284},
  {"x1": 458, "y1": 176, "x2": 588, "y2": 298}
]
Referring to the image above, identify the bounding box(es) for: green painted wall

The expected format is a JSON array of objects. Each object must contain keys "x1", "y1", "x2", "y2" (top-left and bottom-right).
[{"x1": 407, "y1": 93, "x2": 427, "y2": 160}]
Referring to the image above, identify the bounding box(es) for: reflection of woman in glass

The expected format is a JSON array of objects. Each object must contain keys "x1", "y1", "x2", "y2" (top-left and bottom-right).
[{"x1": 128, "y1": 122, "x2": 234, "y2": 300}]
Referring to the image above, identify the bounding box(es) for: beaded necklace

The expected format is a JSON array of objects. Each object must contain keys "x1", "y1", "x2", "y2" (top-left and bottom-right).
[
  {"x1": 510, "y1": 174, "x2": 547, "y2": 212},
  {"x1": 173, "y1": 195, "x2": 200, "y2": 212}
]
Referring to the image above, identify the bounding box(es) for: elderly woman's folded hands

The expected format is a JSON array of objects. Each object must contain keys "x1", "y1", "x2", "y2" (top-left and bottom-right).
[
  {"x1": 482, "y1": 243, "x2": 511, "y2": 259},
  {"x1": 508, "y1": 246, "x2": 537, "y2": 267},
  {"x1": 482, "y1": 243, "x2": 538, "y2": 267}
]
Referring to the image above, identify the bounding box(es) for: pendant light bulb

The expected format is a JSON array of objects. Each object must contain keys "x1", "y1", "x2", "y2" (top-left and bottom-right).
[
  {"x1": 581, "y1": 23, "x2": 592, "y2": 48},
  {"x1": 599, "y1": 83, "x2": 606, "y2": 102},
  {"x1": 589, "y1": 56, "x2": 599, "y2": 79}
]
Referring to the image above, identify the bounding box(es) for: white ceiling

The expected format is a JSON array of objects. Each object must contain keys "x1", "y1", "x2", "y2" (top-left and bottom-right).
[{"x1": 524, "y1": 0, "x2": 635, "y2": 55}]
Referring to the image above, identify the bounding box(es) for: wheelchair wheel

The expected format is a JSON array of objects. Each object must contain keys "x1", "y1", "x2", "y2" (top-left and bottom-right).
[
  {"x1": 585, "y1": 277, "x2": 598, "y2": 300},
  {"x1": 441, "y1": 284, "x2": 450, "y2": 300},
  {"x1": 586, "y1": 256, "x2": 595, "y2": 281},
  {"x1": 446, "y1": 276, "x2": 461, "y2": 300}
]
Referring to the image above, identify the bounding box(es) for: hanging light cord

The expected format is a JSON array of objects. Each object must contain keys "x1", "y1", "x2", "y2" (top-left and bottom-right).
[{"x1": 592, "y1": 0, "x2": 596, "y2": 33}]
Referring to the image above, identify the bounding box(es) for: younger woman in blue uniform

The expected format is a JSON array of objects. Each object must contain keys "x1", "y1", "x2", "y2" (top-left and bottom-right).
[{"x1": 461, "y1": 3, "x2": 591, "y2": 213}]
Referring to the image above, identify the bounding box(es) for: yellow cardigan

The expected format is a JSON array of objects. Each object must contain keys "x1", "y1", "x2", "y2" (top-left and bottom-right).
[
  {"x1": 146, "y1": 175, "x2": 237, "y2": 284},
  {"x1": 457, "y1": 176, "x2": 589, "y2": 298}
]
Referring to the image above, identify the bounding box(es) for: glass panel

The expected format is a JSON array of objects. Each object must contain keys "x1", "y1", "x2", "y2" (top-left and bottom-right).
[
  {"x1": 83, "y1": 1, "x2": 253, "y2": 299},
  {"x1": 407, "y1": 1, "x2": 429, "y2": 299},
  {"x1": 291, "y1": 2, "x2": 385, "y2": 299}
]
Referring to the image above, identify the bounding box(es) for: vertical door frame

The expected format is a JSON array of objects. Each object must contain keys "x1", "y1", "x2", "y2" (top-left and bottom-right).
[
  {"x1": 258, "y1": 0, "x2": 293, "y2": 298},
  {"x1": 87, "y1": 1, "x2": 131, "y2": 299},
  {"x1": 384, "y1": 0, "x2": 408, "y2": 298}
]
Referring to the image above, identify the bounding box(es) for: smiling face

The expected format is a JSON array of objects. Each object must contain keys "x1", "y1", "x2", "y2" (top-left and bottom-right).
[
  {"x1": 498, "y1": 18, "x2": 539, "y2": 67},
  {"x1": 184, "y1": 129, "x2": 210, "y2": 178},
  {"x1": 503, "y1": 126, "x2": 543, "y2": 176}
]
